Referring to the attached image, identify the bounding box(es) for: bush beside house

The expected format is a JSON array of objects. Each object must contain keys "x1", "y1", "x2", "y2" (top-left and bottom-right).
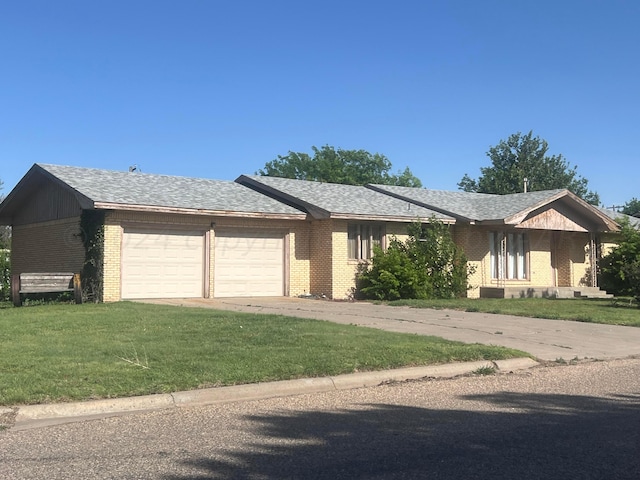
[
  {"x1": 356, "y1": 220, "x2": 472, "y2": 300},
  {"x1": 0, "y1": 249, "x2": 9, "y2": 302},
  {"x1": 600, "y1": 218, "x2": 640, "y2": 302}
]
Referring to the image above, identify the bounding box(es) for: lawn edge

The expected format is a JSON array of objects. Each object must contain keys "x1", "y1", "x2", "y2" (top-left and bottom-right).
[{"x1": 8, "y1": 358, "x2": 538, "y2": 431}]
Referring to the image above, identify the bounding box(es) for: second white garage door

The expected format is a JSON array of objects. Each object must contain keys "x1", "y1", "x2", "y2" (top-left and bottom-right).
[
  {"x1": 214, "y1": 230, "x2": 284, "y2": 297},
  {"x1": 121, "y1": 228, "x2": 205, "y2": 299}
]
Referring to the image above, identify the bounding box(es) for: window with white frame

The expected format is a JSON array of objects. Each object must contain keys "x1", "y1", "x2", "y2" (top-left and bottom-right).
[
  {"x1": 489, "y1": 231, "x2": 528, "y2": 280},
  {"x1": 348, "y1": 224, "x2": 384, "y2": 260}
]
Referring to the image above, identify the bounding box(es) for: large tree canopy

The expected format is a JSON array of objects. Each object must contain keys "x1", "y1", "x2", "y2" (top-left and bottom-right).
[
  {"x1": 458, "y1": 131, "x2": 600, "y2": 205},
  {"x1": 257, "y1": 145, "x2": 422, "y2": 187},
  {"x1": 621, "y1": 198, "x2": 640, "y2": 218}
]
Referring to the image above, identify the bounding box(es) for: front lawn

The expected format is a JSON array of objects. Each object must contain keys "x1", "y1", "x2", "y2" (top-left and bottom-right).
[
  {"x1": 0, "y1": 302, "x2": 525, "y2": 405},
  {"x1": 389, "y1": 297, "x2": 640, "y2": 327}
]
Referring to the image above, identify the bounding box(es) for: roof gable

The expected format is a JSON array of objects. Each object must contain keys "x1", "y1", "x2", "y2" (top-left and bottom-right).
[
  {"x1": 0, "y1": 164, "x2": 306, "y2": 223},
  {"x1": 517, "y1": 207, "x2": 591, "y2": 232},
  {"x1": 236, "y1": 175, "x2": 454, "y2": 222}
]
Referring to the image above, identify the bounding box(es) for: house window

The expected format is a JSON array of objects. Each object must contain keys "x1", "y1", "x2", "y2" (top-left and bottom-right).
[
  {"x1": 490, "y1": 231, "x2": 528, "y2": 280},
  {"x1": 348, "y1": 224, "x2": 384, "y2": 260}
]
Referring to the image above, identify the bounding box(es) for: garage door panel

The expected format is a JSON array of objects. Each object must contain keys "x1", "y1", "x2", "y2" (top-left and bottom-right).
[
  {"x1": 214, "y1": 230, "x2": 284, "y2": 297},
  {"x1": 122, "y1": 229, "x2": 205, "y2": 299}
]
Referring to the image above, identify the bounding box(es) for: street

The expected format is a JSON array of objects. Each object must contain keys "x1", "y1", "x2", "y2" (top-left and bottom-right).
[{"x1": 2, "y1": 358, "x2": 639, "y2": 479}]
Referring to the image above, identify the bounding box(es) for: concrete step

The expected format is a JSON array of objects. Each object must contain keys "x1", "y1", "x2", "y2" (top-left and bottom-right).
[
  {"x1": 480, "y1": 286, "x2": 614, "y2": 299},
  {"x1": 573, "y1": 287, "x2": 614, "y2": 299}
]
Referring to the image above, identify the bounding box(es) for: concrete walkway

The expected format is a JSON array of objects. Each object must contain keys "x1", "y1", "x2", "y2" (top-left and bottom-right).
[{"x1": 144, "y1": 297, "x2": 640, "y2": 361}]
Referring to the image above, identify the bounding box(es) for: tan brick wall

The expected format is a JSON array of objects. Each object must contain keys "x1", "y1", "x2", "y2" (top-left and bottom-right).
[
  {"x1": 599, "y1": 233, "x2": 619, "y2": 257},
  {"x1": 322, "y1": 223, "x2": 592, "y2": 300},
  {"x1": 454, "y1": 227, "x2": 557, "y2": 297},
  {"x1": 529, "y1": 230, "x2": 552, "y2": 286},
  {"x1": 331, "y1": 220, "x2": 354, "y2": 300},
  {"x1": 566, "y1": 232, "x2": 591, "y2": 287},
  {"x1": 11, "y1": 217, "x2": 84, "y2": 275},
  {"x1": 102, "y1": 211, "x2": 310, "y2": 301},
  {"x1": 329, "y1": 221, "x2": 413, "y2": 300},
  {"x1": 100, "y1": 209, "x2": 602, "y2": 303},
  {"x1": 102, "y1": 220, "x2": 122, "y2": 302},
  {"x1": 310, "y1": 219, "x2": 334, "y2": 297},
  {"x1": 289, "y1": 222, "x2": 311, "y2": 296},
  {"x1": 385, "y1": 222, "x2": 410, "y2": 244},
  {"x1": 453, "y1": 224, "x2": 486, "y2": 298}
]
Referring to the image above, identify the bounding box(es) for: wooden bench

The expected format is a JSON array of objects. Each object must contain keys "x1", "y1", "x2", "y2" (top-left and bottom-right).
[{"x1": 11, "y1": 273, "x2": 82, "y2": 307}]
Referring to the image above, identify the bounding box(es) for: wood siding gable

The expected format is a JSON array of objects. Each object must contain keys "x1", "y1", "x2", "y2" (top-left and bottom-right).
[
  {"x1": 13, "y1": 179, "x2": 84, "y2": 226},
  {"x1": 516, "y1": 207, "x2": 588, "y2": 232}
]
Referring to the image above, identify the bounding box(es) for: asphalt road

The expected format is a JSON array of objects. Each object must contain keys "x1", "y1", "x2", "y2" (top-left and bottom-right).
[{"x1": 2, "y1": 358, "x2": 639, "y2": 479}]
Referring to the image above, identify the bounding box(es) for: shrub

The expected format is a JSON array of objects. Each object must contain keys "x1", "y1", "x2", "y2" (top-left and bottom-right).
[
  {"x1": 357, "y1": 218, "x2": 473, "y2": 300},
  {"x1": 600, "y1": 218, "x2": 640, "y2": 302},
  {"x1": 0, "y1": 249, "x2": 9, "y2": 302}
]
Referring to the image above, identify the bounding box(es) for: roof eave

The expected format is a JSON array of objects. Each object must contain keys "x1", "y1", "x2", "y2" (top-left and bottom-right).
[
  {"x1": 329, "y1": 213, "x2": 456, "y2": 223},
  {"x1": 93, "y1": 202, "x2": 307, "y2": 220}
]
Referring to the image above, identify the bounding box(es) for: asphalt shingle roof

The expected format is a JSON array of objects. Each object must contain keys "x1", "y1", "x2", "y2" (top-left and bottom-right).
[
  {"x1": 597, "y1": 206, "x2": 640, "y2": 228},
  {"x1": 37, "y1": 164, "x2": 305, "y2": 216},
  {"x1": 237, "y1": 175, "x2": 453, "y2": 221},
  {"x1": 367, "y1": 184, "x2": 567, "y2": 221}
]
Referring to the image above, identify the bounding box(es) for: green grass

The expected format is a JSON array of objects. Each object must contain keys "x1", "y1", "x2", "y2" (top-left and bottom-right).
[
  {"x1": 388, "y1": 297, "x2": 640, "y2": 327},
  {"x1": 0, "y1": 302, "x2": 526, "y2": 405}
]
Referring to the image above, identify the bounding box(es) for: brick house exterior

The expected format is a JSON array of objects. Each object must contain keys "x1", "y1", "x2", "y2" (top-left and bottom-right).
[
  {"x1": 368, "y1": 184, "x2": 622, "y2": 298},
  {"x1": 0, "y1": 164, "x2": 628, "y2": 302}
]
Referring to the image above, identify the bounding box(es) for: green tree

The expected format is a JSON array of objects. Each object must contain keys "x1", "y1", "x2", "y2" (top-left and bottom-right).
[
  {"x1": 356, "y1": 219, "x2": 472, "y2": 300},
  {"x1": 258, "y1": 145, "x2": 422, "y2": 187},
  {"x1": 599, "y1": 218, "x2": 640, "y2": 301},
  {"x1": 459, "y1": 131, "x2": 600, "y2": 205},
  {"x1": 621, "y1": 198, "x2": 640, "y2": 218}
]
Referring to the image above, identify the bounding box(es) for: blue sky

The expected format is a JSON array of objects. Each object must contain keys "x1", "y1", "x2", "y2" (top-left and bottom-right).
[{"x1": 1, "y1": 0, "x2": 638, "y2": 207}]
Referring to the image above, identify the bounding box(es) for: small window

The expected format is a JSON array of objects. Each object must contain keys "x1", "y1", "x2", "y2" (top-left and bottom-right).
[
  {"x1": 490, "y1": 231, "x2": 528, "y2": 280},
  {"x1": 348, "y1": 224, "x2": 384, "y2": 260}
]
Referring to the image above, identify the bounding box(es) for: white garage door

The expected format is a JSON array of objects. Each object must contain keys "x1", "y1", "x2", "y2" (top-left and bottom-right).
[
  {"x1": 214, "y1": 230, "x2": 284, "y2": 297},
  {"x1": 122, "y1": 228, "x2": 205, "y2": 299}
]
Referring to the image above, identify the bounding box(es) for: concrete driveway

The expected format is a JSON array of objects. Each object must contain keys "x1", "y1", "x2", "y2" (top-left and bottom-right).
[{"x1": 141, "y1": 297, "x2": 640, "y2": 361}]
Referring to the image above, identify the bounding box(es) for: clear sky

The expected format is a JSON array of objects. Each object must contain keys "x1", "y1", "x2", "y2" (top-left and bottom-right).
[{"x1": 1, "y1": 0, "x2": 638, "y2": 208}]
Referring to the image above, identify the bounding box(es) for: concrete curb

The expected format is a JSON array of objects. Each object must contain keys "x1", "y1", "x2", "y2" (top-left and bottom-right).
[{"x1": 12, "y1": 357, "x2": 538, "y2": 430}]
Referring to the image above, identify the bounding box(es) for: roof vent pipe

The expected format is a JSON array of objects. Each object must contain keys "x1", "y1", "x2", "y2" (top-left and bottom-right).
[{"x1": 523, "y1": 177, "x2": 529, "y2": 193}]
